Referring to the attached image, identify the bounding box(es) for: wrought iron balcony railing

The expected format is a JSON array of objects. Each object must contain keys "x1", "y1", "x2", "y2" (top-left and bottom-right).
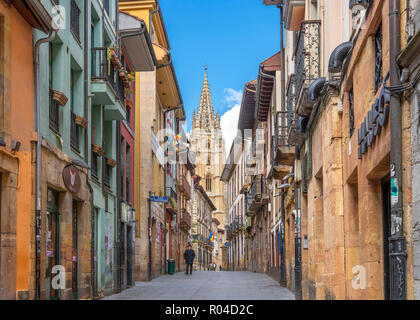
[
  {"x1": 91, "y1": 48, "x2": 125, "y2": 104},
  {"x1": 294, "y1": 21, "x2": 321, "y2": 115},
  {"x1": 181, "y1": 208, "x2": 191, "y2": 230},
  {"x1": 249, "y1": 175, "x2": 269, "y2": 212}
]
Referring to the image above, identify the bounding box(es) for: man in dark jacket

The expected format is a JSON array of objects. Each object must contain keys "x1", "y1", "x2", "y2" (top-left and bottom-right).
[{"x1": 184, "y1": 244, "x2": 195, "y2": 275}]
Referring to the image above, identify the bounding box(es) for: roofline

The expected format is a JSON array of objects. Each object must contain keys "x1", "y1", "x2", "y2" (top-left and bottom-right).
[{"x1": 196, "y1": 186, "x2": 217, "y2": 211}]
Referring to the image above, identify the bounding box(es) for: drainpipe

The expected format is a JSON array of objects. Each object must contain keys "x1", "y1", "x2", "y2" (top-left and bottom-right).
[
  {"x1": 294, "y1": 147, "x2": 302, "y2": 300},
  {"x1": 34, "y1": 30, "x2": 57, "y2": 300},
  {"x1": 148, "y1": 192, "x2": 153, "y2": 281},
  {"x1": 82, "y1": 0, "x2": 96, "y2": 300},
  {"x1": 389, "y1": 0, "x2": 407, "y2": 300},
  {"x1": 277, "y1": 3, "x2": 287, "y2": 288},
  {"x1": 280, "y1": 190, "x2": 286, "y2": 287}
]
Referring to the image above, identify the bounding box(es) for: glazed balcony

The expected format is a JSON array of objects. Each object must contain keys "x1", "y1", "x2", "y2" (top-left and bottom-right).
[
  {"x1": 180, "y1": 208, "x2": 191, "y2": 230},
  {"x1": 294, "y1": 21, "x2": 321, "y2": 117},
  {"x1": 91, "y1": 48, "x2": 126, "y2": 121}
]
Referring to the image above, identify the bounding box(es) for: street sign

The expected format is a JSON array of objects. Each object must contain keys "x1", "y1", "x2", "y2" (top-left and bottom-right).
[
  {"x1": 225, "y1": 242, "x2": 229, "y2": 247},
  {"x1": 151, "y1": 196, "x2": 169, "y2": 203}
]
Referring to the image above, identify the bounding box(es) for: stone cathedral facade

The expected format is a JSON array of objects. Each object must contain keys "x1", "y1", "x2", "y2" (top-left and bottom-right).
[{"x1": 190, "y1": 67, "x2": 228, "y2": 269}]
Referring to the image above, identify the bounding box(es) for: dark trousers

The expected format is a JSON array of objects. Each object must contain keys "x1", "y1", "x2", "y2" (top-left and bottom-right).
[{"x1": 186, "y1": 264, "x2": 193, "y2": 274}]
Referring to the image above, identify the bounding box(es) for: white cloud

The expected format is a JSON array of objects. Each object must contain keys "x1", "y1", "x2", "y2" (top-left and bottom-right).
[
  {"x1": 224, "y1": 88, "x2": 242, "y2": 107},
  {"x1": 221, "y1": 88, "x2": 243, "y2": 155}
]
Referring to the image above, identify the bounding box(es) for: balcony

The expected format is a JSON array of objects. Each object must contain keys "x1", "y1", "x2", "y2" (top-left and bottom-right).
[
  {"x1": 272, "y1": 110, "x2": 295, "y2": 168},
  {"x1": 248, "y1": 175, "x2": 269, "y2": 214},
  {"x1": 180, "y1": 209, "x2": 191, "y2": 230},
  {"x1": 91, "y1": 48, "x2": 126, "y2": 120},
  {"x1": 294, "y1": 21, "x2": 321, "y2": 117},
  {"x1": 180, "y1": 176, "x2": 191, "y2": 200},
  {"x1": 284, "y1": 0, "x2": 305, "y2": 31}
]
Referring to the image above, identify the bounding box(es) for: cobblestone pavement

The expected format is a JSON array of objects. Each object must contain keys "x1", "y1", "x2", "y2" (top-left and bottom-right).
[{"x1": 104, "y1": 271, "x2": 295, "y2": 300}]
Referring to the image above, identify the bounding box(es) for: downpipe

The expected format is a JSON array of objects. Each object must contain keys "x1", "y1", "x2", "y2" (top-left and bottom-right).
[
  {"x1": 388, "y1": 0, "x2": 407, "y2": 300},
  {"x1": 34, "y1": 30, "x2": 57, "y2": 300}
]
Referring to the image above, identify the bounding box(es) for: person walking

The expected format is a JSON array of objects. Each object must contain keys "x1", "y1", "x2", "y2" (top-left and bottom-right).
[{"x1": 184, "y1": 244, "x2": 195, "y2": 275}]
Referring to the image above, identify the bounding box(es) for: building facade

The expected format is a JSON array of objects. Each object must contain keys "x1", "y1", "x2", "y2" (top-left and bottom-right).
[
  {"x1": 119, "y1": 0, "x2": 185, "y2": 281},
  {"x1": 0, "y1": 0, "x2": 53, "y2": 300}
]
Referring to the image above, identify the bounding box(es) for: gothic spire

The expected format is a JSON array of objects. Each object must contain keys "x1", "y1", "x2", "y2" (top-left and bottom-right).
[{"x1": 196, "y1": 65, "x2": 216, "y2": 130}]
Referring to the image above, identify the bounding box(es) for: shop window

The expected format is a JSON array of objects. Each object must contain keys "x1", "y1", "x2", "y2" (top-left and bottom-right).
[{"x1": 374, "y1": 24, "x2": 383, "y2": 93}]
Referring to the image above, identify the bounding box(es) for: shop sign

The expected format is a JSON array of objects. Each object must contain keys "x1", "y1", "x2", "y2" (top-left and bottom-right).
[
  {"x1": 62, "y1": 165, "x2": 81, "y2": 194},
  {"x1": 358, "y1": 89, "x2": 390, "y2": 159}
]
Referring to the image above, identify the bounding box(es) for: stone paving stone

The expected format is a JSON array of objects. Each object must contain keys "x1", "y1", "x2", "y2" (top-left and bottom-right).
[{"x1": 104, "y1": 271, "x2": 295, "y2": 300}]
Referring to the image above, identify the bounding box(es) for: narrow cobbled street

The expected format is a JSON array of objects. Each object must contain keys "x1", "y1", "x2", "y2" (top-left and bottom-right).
[{"x1": 104, "y1": 272, "x2": 295, "y2": 300}]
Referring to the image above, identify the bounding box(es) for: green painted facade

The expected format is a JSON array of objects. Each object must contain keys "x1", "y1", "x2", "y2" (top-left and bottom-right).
[{"x1": 35, "y1": 0, "x2": 123, "y2": 297}]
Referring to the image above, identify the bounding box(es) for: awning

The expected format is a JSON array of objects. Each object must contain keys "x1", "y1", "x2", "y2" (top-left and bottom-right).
[
  {"x1": 119, "y1": 11, "x2": 157, "y2": 72},
  {"x1": 256, "y1": 52, "x2": 281, "y2": 122},
  {"x1": 238, "y1": 80, "x2": 257, "y2": 133},
  {"x1": 153, "y1": 44, "x2": 185, "y2": 118}
]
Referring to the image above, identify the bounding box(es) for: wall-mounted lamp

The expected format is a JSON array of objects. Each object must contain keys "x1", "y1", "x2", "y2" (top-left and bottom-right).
[{"x1": 11, "y1": 140, "x2": 21, "y2": 153}]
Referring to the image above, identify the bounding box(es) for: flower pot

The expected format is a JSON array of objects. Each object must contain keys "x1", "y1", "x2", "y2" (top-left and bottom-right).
[
  {"x1": 106, "y1": 157, "x2": 117, "y2": 168},
  {"x1": 109, "y1": 48, "x2": 122, "y2": 70},
  {"x1": 74, "y1": 114, "x2": 88, "y2": 128},
  {"x1": 51, "y1": 90, "x2": 68, "y2": 106},
  {"x1": 92, "y1": 144, "x2": 104, "y2": 157}
]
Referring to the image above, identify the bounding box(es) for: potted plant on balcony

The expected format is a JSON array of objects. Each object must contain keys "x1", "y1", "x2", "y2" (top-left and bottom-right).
[
  {"x1": 51, "y1": 90, "x2": 68, "y2": 106},
  {"x1": 107, "y1": 47, "x2": 122, "y2": 70},
  {"x1": 106, "y1": 157, "x2": 117, "y2": 168},
  {"x1": 92, "y1": 144, "x2": 104, "y2": 157},
  {"x1": 74, "y1": 114, "x2": 88, "y2": 128}
]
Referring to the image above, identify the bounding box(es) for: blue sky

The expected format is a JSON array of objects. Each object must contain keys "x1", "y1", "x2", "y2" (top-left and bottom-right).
[{"x1": 159, "y1": 0, "x2": 281, "y2": 145}]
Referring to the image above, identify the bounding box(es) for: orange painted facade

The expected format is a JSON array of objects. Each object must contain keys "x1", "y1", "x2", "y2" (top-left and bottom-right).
[{"x1": 0, "y1": 1, "x2": 37, "y2": 299}]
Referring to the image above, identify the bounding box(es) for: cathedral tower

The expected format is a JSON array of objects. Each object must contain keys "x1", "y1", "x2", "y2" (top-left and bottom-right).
[{"x1": 190, "y1": 66, "x2": 227, "y2": 268}]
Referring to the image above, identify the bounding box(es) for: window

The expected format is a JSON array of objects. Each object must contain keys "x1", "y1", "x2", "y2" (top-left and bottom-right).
[
  {"x1": 121, "y1": 137, "x2": 125, "y2": 200},
  {"x1": 206, "y1": 175, "x2": 212, "y2": 192},
  {"x1": 91, "y1": 151, "x2": 98, "y2": 179},
  {"x1": 70, "y1": 71, "x2": 79, "y2": 151},
  {"x1": 71, "y1": 0, "x2": 81, "y2": 42},
  {"x1": 126, "y1": 143, "x2": 131, "y2": 203},
  {"x1": 49, "y1": 44, "x2": 59, "y2": 134},
  {"x1": 349, "y1": 88, "x2": 355, "y2": 138},
  {"x1": 374, "y1": 24, "x2": 383, "y2": 93},
  {"x1": 103, "y1": 0, "x2": 110, "y2": 17}
]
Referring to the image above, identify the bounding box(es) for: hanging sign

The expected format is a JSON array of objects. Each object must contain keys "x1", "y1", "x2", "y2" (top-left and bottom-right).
[{"x1": 62, "y1": 165, "x2": 81, "y2": 194}]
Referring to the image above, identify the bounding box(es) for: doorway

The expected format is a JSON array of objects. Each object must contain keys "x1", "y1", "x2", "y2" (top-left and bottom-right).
[
  {"x1": 382, "y1": 179, "x2": 391, "y2": 300},
  {"x1": 46, "y1": 189, "x2": 59, "y2": 300},
  {"x1": 72, "y1": 200, "x2": 78, "y2": 300}
]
